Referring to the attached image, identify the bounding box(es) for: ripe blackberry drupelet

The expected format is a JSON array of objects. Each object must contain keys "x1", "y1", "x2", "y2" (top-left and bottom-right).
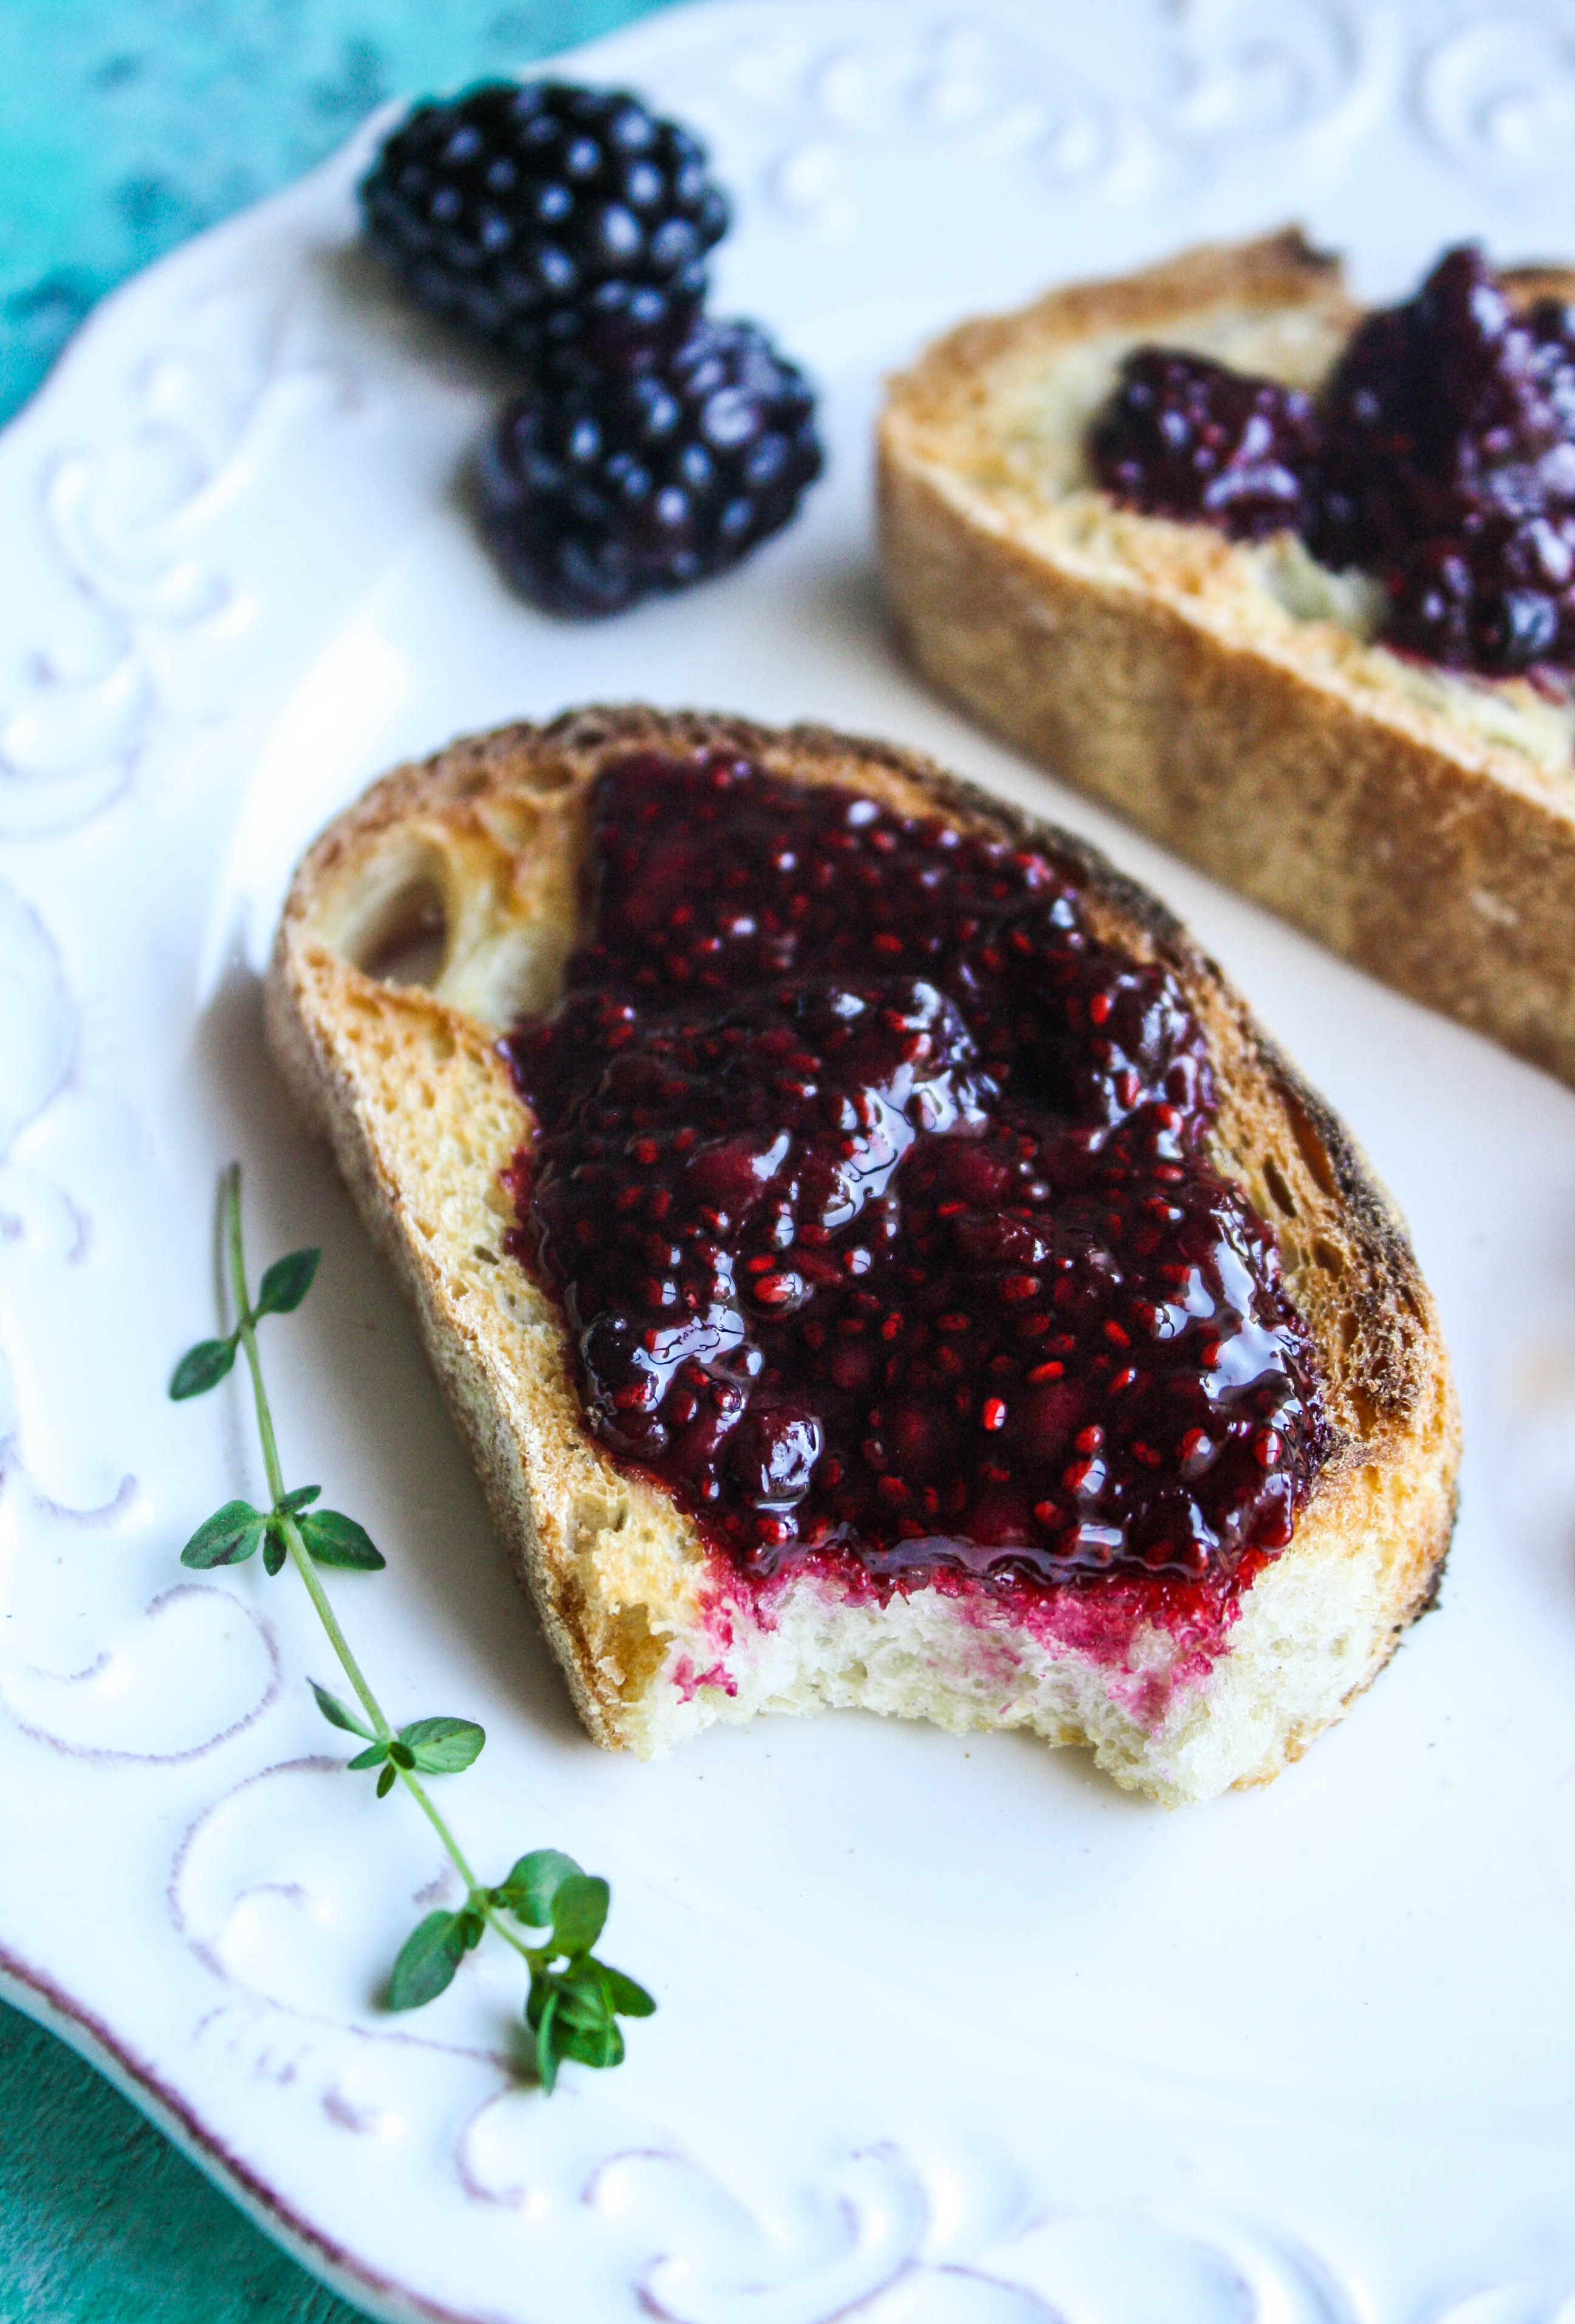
[
  {"x1": 360, "y1": 81, "x2": 730, "y2": 365},
  {"x1": 477, "y1": 317, "x2": 823, "y2": 617}
]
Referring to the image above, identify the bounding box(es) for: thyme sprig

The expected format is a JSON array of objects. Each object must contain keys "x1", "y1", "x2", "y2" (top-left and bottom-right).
[{"x1": 170, "y1": 1162, "x2": 653, "y2": 2091}]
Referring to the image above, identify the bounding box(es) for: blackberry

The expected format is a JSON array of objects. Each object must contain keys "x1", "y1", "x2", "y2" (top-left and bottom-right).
[
  {"x1": 476, "y1": 317, "x2": 823, "y2": 617},
  {"x1": 360, "y1": 81, "x2": 729, "y2": 365}
]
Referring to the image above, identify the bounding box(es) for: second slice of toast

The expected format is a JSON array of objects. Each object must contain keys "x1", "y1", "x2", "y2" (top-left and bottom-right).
[{"x1": 877, "y1": 231, "x2": 1575, "y2": 1088}]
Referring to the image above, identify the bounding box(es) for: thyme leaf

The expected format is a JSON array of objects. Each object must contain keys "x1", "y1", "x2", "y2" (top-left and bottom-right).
[{"x1": 170, "y1": 1164, "x2": 653, "y2": 2092}]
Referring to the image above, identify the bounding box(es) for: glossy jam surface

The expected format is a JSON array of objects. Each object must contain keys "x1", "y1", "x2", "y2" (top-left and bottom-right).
[
  {"x1": 1089, "y1": 347, "x2": 1320, "y2": 543},
  {"x1": 1089, "y1": 245, "x2": 1575, "y2": 677},
  {"x1": 503, "y1": 755, "x2": 1329, "y2": 1609}
]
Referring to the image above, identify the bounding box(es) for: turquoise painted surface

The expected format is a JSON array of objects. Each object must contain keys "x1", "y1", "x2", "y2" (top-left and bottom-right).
[
  {"x1": 0, "y1": 2006, "x2": 365, "y2": 2323},
  {"x1": 0, "y1": 5, "x2": 671, "y2": 2316},
  {"x1": 0, "y1": 0, "x2": 673, "y2": 423}
]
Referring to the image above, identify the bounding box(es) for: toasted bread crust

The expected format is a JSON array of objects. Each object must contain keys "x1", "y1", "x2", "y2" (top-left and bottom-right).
[
  {"x1": 878, "y1": 232, "x2": 1575, "y2": 1087},
  {"x1": 266, "y1": 706, "x2": 1458, "y2": 1799}
]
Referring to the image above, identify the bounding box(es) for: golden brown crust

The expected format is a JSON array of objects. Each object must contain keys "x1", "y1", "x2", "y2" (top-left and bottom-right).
[
  {"x1": 877, "y1": 232, "x2": 1575, "y2": 1086},
  {"x1": 266, "y1": 706, "x2": 1458, "y2": 1786},
  {"x1": 889, "y1": 228, "x2": 1350, "y2": 434}
]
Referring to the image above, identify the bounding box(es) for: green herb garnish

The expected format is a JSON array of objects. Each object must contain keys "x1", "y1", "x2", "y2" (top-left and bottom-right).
[{"x1": 171, "y1": 1162, "x2": 653, "y2": 2093}]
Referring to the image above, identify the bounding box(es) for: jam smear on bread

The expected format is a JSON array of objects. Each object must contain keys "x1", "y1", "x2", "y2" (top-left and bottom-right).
[
  {"x1": 504, "y1": 755, "x2": 1329, "y2": 1623},
  {"x1": 1091, "y1": 243, "x2": 1575, "y2": 678}
]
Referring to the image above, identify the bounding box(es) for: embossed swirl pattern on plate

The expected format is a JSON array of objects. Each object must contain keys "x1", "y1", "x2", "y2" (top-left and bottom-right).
[{"x1": 1418, "y1": 9, "x2": 1575, "y2": 180}]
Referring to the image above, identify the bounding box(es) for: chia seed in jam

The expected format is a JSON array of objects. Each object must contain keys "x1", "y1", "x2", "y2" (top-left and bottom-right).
[
  {"x1": 503, "y1": 754, "x2": 1330, "y2": 1632},
  {"x1": 1088, "y1": 244, "x2": 1575, "y2": 679}
]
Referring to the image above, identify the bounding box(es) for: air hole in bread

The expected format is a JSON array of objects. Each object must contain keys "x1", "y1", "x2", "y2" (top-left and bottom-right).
[
  {"x1": 472, "y1": 1245, "x2": 498, "y2": 1266},
  {"x1": 361, "y1": 879, "x2": 448, "y2": 989},
  {"x1": 478, "y1": 796, "x2": 541, "y2": 851},
  {"x1": 1347, "y1": 1380, "x2": 1381, "y2": 1436},
  {"x1": 1262, "y1": 1157, "x2": 1299, "y2": 1218},
  {"x1": 524, "y1": 758, "x2": 577, "y2": 794},
  {"x1": 611, "y1": 1606, "x2": 666, "y2": 1698},
  {"x1": 1282, "y1": 1090, "x2": 1338, "y2": 1198},
  {"x1": 1312, "y1": 1236, "x2": 1347, "y2": 1280}
]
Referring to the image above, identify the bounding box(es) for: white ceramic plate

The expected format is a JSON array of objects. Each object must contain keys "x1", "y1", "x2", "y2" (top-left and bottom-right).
[{"x1": 6, "y1": 2, "x2": 1575, "y2": 2317}]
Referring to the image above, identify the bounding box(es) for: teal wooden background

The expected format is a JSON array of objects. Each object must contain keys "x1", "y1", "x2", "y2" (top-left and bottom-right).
[{"x1": 0, "y1": 4, "x2": 670, "y2": 2315}]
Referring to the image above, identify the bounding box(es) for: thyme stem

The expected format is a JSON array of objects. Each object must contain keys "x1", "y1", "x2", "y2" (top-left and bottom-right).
[
  {"x1": 221, "y1": 1166, "x2": 540, "y2": 1947},
  {"x1": 174, "y1": 1161, "x2": 652, "y2": 2079},
  {"x1": 223, "y1": 1165, "x2": 385, "y2": 1738}
]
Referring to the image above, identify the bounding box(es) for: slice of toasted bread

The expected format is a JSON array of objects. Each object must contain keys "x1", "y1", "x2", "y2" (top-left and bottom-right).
[
  {"x1": 265, "y1": 705, "x2": 1458, "y2": 1806},
  {"x1": 877, "y1": 229, "x2": 1575, "y2": 1088}
]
